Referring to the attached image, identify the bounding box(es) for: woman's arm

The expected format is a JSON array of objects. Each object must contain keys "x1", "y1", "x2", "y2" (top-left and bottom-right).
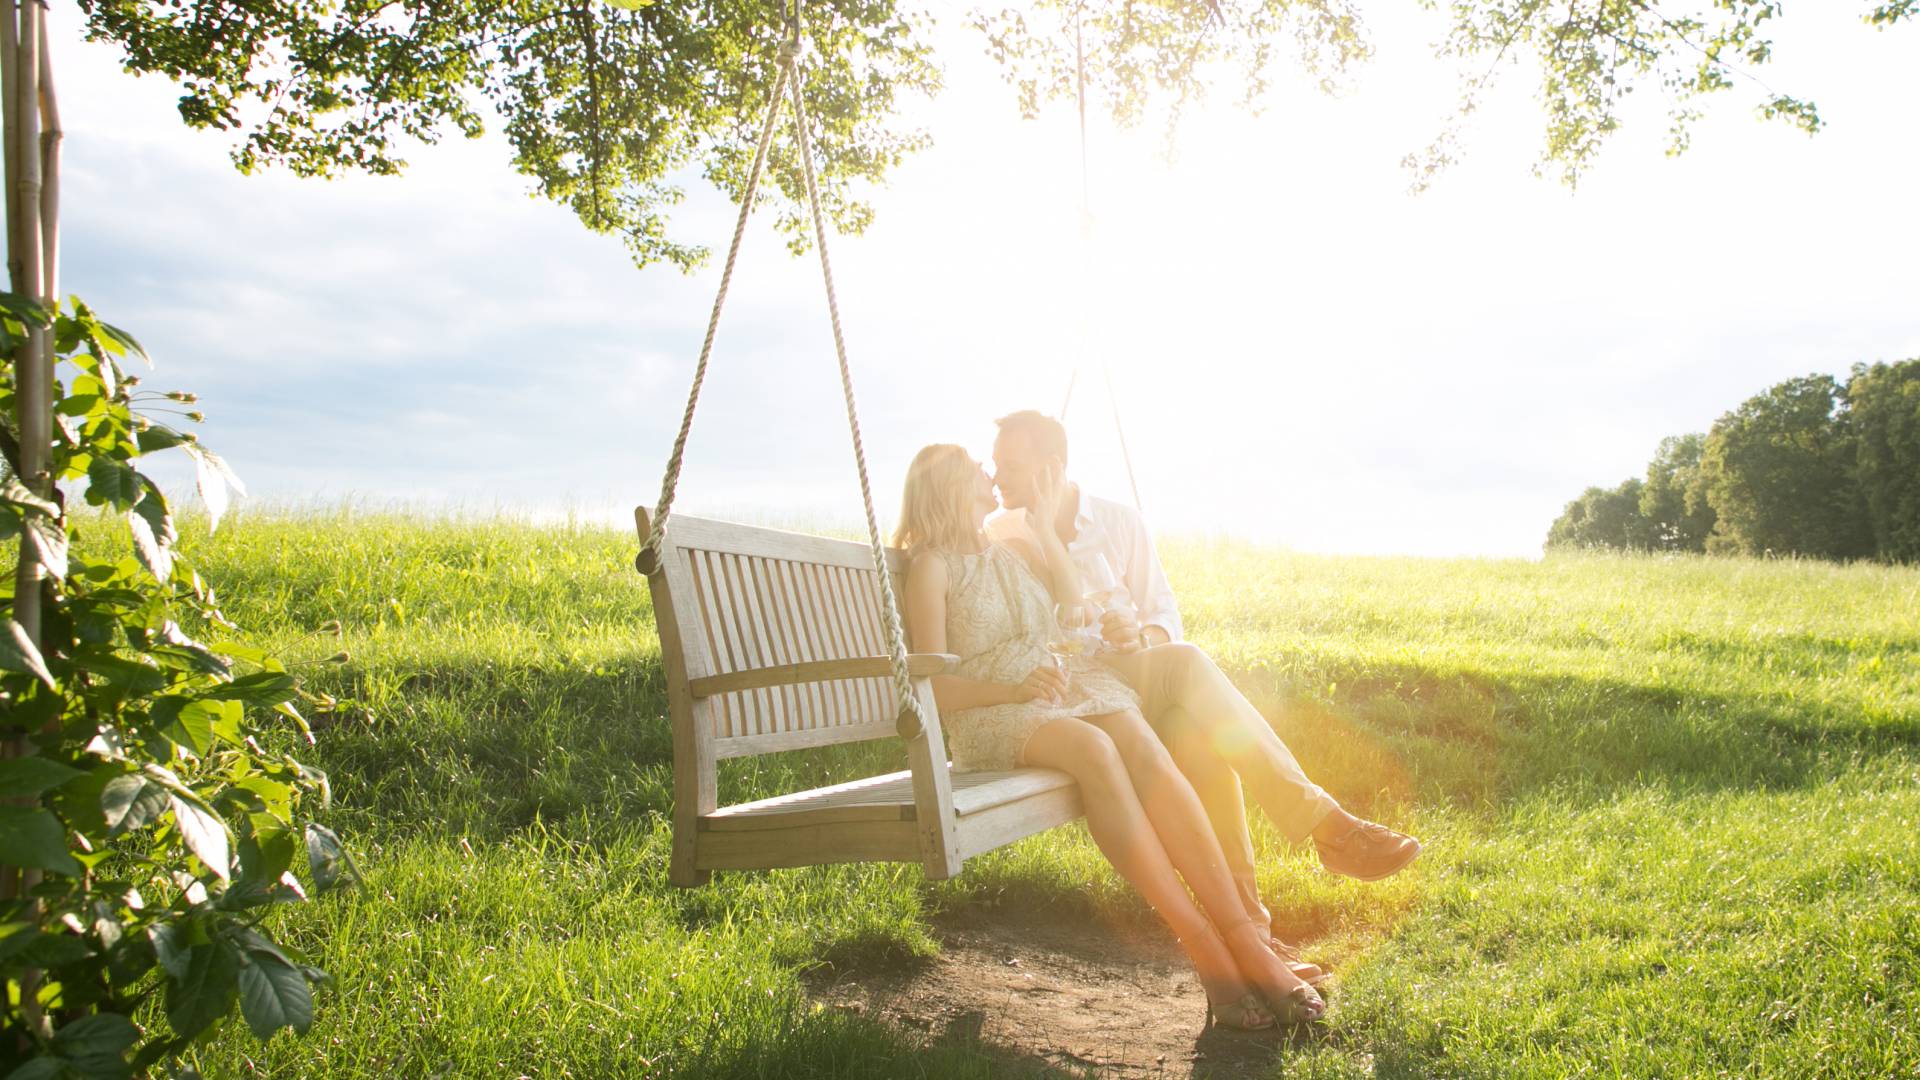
[
  {"x1": 1015, "y1": 465, "x2": 1082, "y2": 605},
  {"x1": 906, "y1": 550, "x2": 1064, "y2": 709}
]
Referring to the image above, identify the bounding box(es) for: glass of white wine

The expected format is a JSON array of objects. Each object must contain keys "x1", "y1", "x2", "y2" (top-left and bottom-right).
[
  {"x1": 1047, "y1": 601, "x2": 1094, "y2": 680},
  {"x1": 1076, "y1": 553, "x2": 1125, "y2": 653}
]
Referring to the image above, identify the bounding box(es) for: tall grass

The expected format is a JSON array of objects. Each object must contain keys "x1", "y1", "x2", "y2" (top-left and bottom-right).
[{"x1": 141, "y1": 511, "x2": 1916, "y2": 1077}]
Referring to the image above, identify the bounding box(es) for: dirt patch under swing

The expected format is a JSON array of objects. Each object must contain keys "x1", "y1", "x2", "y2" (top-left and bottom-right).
[{"x1": 803, "y1": 904, "x2": 1333, "y2": 1078}]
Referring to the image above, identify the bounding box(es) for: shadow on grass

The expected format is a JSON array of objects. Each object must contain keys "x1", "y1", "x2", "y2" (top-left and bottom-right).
[
  {"x1": 1261, "y1": 659, "x2": 1920, "y2": 823},
  {"x1": 296, "y1": 636, "x2": 1915, "y2": 856},
  {"x1": 690, "y1": 1007, "x2": 1096, "y2": 1080}
]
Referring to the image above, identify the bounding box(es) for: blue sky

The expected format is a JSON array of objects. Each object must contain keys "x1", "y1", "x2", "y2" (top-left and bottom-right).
[{"x1": 52, "y1": 3, "x2": 1920, "y2": 556}]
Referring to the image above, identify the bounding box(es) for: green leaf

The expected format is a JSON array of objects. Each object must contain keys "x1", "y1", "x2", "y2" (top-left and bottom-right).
[
  {"x1": 102, "y1": 774, "x2": 171, "y2": 835},
  {"x1": 51, "y1": 1012, "x2": 140, "y2": 1061},
  {"x1": 86, "y1": 457, "x2": 142, "y2": 510},
  {"x1": 2, "y1": 1057, "x2": 68, "y2": 1080},
  {"x1": 1, "y1": 475, "x2": 58, "y2": 517},
  {"x1": 159, "y1": 699, "x2": 241, "y2": 757},
  {"x1": 0, "y1": 290, "x2": 52, "y2": 328},
  {"x1": 600, "y1": 0, "x2": 654, "y2": 8},
  {"x1": 127, "y1": 486, "x2": 175, "y2": 582},
  {"x1": 25, "y1": 514, "x2": 68, "y2": 581},
  {"x1": 97, "y1": 321, "x2": 150, "y2": 366},
  {"x1": 55, "y1": 392, "x2": 104, "y2": 417},
  {"x1": 237, "y1": 947, "x2": 314, "y2": 1038},
  {"x1": 149, "y1": 922, "x2": 191, "y2": 982},
  {"x1": 164, "y1": 940, "x2": 240, "y2": 1040},
  {"x1": 135, "y1": 424, "x2": 187, "y2": 453},
  {"x1": 0, "y1": 923, "x2": 93, "y2": 968},
  {"x1": 170, "y1": 794, "x2": 231, "y2": 881},
  {"x1": 209, "y1": 671, "x2": 298, "y2": 707},
  {"x1": 183, "y1": 446, "x2": 245, "y2": 534},
  {"x1": 0, "y1": 757, "x2": 83, "y2": 798},
  {"x1": 304, "y1": 823, "x2": 356, "y2": 891},
  {"x1": 0, "y1": 806, "x2": 83, "y2": 875},
  {"x1": 0, "y1": 620, "x2": 56, "y2": 688}
]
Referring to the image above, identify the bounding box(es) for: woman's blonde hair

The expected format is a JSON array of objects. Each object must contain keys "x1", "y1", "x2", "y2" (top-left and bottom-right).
[{"x1": 893, "y1": 443, "x2": 981, "y2": 553}]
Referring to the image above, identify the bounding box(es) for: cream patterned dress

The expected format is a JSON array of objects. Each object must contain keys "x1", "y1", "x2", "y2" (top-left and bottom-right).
[{"x1": 936, "y1": 544, "x2": 1140, "y2": 771}]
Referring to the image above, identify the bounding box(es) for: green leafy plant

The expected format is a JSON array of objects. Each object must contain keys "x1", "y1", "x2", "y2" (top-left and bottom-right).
[{"x1": 1, "y1": 293, "x2": 352, "y2": 1077}]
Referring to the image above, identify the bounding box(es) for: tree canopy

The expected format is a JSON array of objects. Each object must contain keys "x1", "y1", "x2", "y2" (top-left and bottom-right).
[
  {"x1": 1547, "y1": 361, "x2": 1920, "y2": 563},
  {"x1": 71, "y1": 0, "x2": 1916, "y2": 270}
]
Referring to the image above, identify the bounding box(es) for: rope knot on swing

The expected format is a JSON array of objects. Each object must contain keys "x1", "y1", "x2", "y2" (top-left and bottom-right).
[{"x1": 638, "y1": 8, "x2": 927, "y2": 742}]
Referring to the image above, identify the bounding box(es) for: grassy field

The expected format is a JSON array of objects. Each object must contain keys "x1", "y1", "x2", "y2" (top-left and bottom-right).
[{"x1": 146, "y1": 511, "x2": 1918, "y2": 1078}]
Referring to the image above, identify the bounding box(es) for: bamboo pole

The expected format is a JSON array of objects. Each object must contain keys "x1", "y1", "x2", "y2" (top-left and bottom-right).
[
  {"x1": 0, "y1": 0, "x2": 17, "y2": 946},
  {"x1": 6, "y1": 4, "x2": 54, "y2": 1040},
  {"x1": 10, "y1": 0, "x2": 46, "y2": 642},
  {"x1": 34, "y1": 9, "x2": 55, "y2": 304}
]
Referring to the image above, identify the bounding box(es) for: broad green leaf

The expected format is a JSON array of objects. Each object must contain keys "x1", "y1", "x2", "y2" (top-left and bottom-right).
[
  {"x1": 0, "y1": 806, "x2": 83, "y2": 875},
  {"x1": 164, "y1": 940, "x2": 240, "y2": 1040},
  {"x1": 51, "y1": 1012, "x2": 140, "y2": 1060},
  {"x1": 87, "y1": 457, "x2": 142, "y2": 510},
  {"x1": 0, "y1": 290, "x2": 52, "y2": 328},
  {"x1": 237, "y1": 949, "x2": 314, "y2": 1038},
  {"x1": 170, "y1": 794, "x2": 231, "y2": 881},
  {"x1": 97, "y1": 321, "x2": 151, "y2": 366},
  {"x1": 54, "y1": 392, "x2": 104, "y2": 417},
  {"x1": 0, "y1": 620, "x2": 57, "y2": 688},
  {"x1": 0, "y1": 923, "x2": 92, "y2": 968},
  {"x1": 102, "y1": 774, "x2": 170, "y2": 835},
  {"x1": 0, "y1": 757, "x2": 83, "y2": 798},
  {"x1": 183, "y1": 446, "x2": 244, "y2": 533},
  {"x1": 2, "y1": 1056, "x2": 67, "y2": 1080},
  {"x1": 159, "y1": 699, "x2": 241, "y2": 758},
  {"x1": 304, "y1": 823, "x2": 356, "y2": 891},
  {"x1": 25, "y1": 514, "x2": 68, "y2": 581},
  {"x1": 1, "y1": 475, "x2": 58, "y2": 517},
  {"x1": 209, "y1": 671, "x2": 298, "y2": 707},
  {"x1": 149, "y1": 922, "x2": 190, "y2": 981},
  {"x1": 127, "y1": 501, "x2": 173, "y2": 582},
  {"x1": 135, "y1": 424, "x2": 187, "y2": 453}
]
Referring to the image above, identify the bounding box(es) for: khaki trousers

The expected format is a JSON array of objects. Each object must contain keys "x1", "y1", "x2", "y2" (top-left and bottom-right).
[{"x1": 1100, "y1": 643, "x2": 1339, "y2": 908}]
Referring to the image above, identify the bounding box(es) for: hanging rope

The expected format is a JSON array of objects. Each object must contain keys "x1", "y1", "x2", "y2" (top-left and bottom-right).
[
  {"x1": 783, "y1": 7, "x2": 925, "y2": 740},
  {"x1": 1056, "y1": 7, "x2": 1145, "y2": 518},
  {"x1": 637, "y1": 1, "x2": 926, "y2": 740},
  {"x1": 638, "y1": 61, "x2": 792, "y2": 575}
]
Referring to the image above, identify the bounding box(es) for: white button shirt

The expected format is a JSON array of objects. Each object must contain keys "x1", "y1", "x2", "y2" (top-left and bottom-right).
[{"x1": 987, "y1": 489, "x2": 1185, "y2": 643}]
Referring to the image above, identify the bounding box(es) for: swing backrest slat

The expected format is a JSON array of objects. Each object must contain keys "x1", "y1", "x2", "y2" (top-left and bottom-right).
[{"x1": 651, "y1": 514, "x2": 910, "y2": 757}]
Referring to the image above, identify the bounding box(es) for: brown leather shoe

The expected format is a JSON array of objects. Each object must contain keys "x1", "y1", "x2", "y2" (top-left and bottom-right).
[{"x1": 1315, "y1": 820, "x2": 1422, "y2": 881}]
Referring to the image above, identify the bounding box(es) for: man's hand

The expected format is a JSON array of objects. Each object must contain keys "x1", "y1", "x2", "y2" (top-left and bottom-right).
[{"x1": 1099, "y1": 609, "x2": 1145, "y2": 653}]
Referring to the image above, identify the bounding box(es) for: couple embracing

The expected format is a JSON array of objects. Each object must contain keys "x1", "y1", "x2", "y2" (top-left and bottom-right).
[{"x1": 893, "y1": 411, "x2": 1421, "y2": 1030}]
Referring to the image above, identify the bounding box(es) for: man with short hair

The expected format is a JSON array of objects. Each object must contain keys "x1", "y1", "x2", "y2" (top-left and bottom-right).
[{"x1": 987, "y1": 409, "x2": 1420, "y2": 950}]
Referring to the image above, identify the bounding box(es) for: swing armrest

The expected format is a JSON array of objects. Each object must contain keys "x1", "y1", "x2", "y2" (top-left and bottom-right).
[{"x1": 688, "y1": 654, "x2": 957, "y2": 699}]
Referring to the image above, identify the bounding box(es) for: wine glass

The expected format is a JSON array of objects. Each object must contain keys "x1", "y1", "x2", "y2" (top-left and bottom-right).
[
  {"x1": 1047, "y1": 601, "x2": 1093, "y2": 678},
  {"x1": 1076, "y1": 553, "x2": 1125, "y2": 651}
]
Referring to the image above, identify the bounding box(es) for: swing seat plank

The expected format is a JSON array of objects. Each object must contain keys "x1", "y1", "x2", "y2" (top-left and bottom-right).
[{"x1": 636, "y1": 508, "x2": 1085, "y2": 885}]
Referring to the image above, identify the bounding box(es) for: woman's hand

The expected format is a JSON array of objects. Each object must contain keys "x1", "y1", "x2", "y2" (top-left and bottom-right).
[{"x1": 1006, "y1": 663, "x2": 1068, "y2": 705}]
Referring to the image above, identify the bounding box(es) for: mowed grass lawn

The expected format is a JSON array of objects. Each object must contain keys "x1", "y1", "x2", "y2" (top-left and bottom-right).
[{"x1": 156, "y1": 513, "x2": 1919, "y2": 1078}]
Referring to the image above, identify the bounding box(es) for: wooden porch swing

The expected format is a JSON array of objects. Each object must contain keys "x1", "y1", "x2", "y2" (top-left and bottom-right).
[{"x1": 632, "y1": 4, "x2": 1083, "y2": 887}]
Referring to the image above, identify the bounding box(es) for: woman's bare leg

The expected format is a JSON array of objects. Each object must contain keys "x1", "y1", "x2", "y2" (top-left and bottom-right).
[
  {"x1": 1083, "y1": 708, "x2": 1319, "y2": 1012},
  {"x1": 1019, "y1": 717, "x2": 1260, "y2": 1015}
]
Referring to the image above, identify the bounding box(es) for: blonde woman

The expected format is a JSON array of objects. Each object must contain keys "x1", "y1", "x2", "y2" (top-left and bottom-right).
[{"x1": 895, "y1": 444, "x2": 1326, "y2": 1029}]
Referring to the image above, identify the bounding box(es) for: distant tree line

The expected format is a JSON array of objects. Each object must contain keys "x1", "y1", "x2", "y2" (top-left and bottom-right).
[{"x1": 1547, "y1": 359, "x2": 1920, "y2": 562}]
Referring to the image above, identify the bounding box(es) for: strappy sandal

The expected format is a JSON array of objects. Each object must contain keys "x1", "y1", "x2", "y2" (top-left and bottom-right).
[
  {"x1": 1219, "y1": 918, "x2": 1330, "y2": 1027},
  {"x1": 1205, "y1": 992, "x2": 1275, "y2": 1032},
  {"x1": 1266, "y1": 983, "x2": 1327, "y2": 1026}
]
